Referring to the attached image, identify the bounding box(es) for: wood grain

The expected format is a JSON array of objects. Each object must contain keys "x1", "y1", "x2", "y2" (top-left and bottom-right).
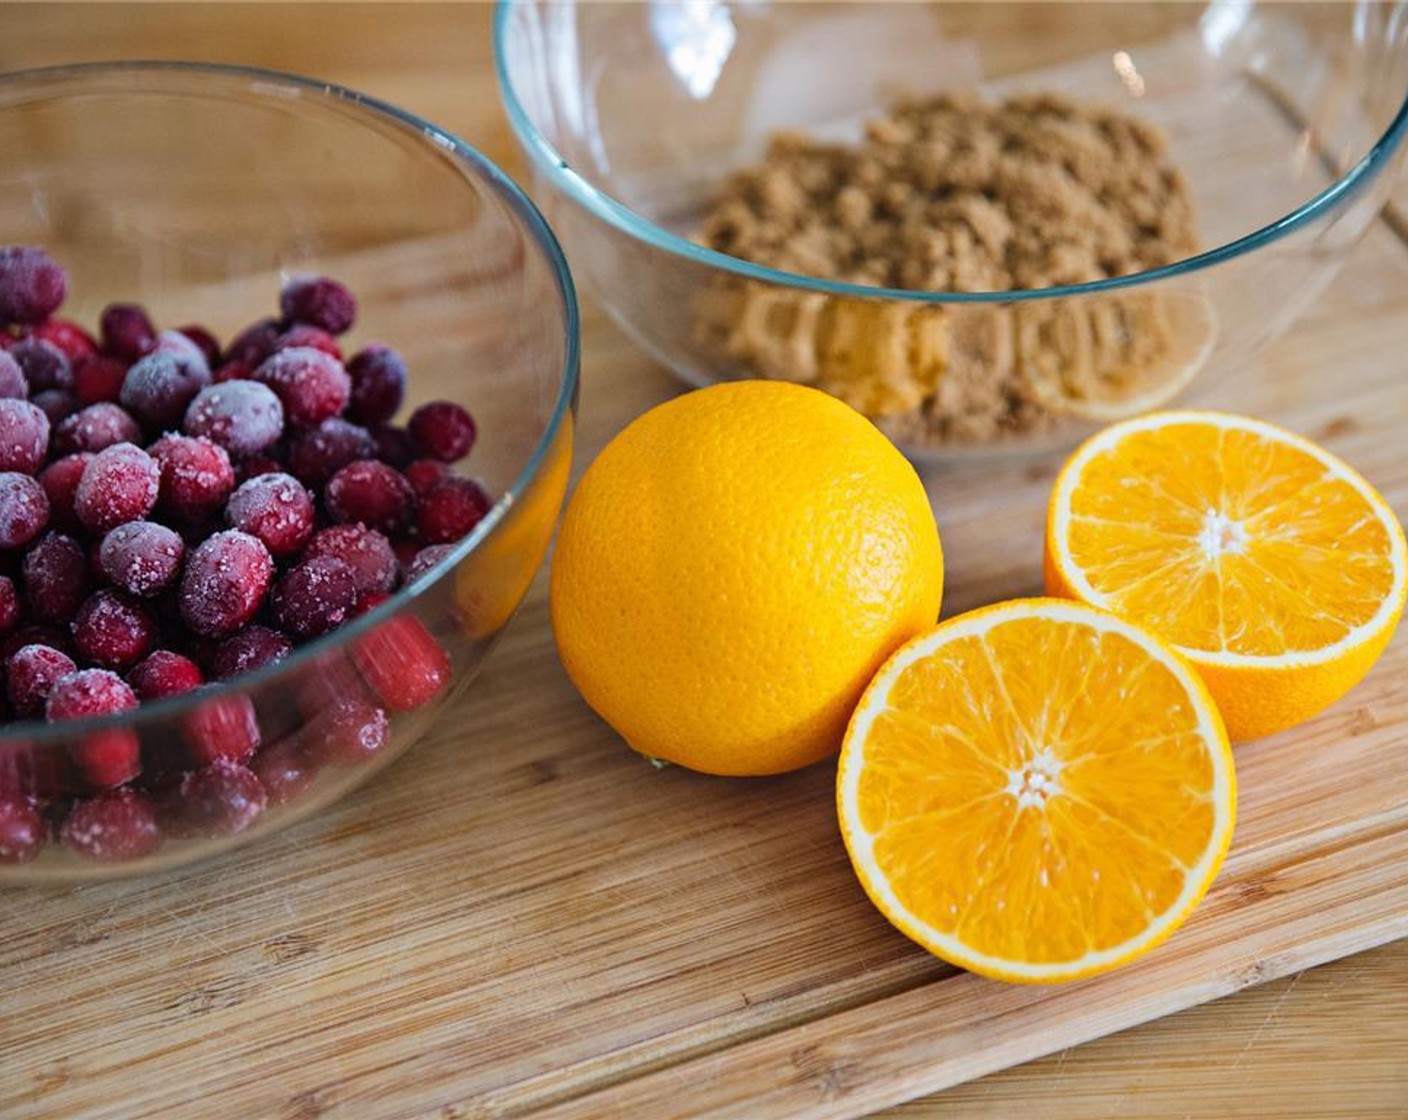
[{"x1": 2, "y1": 6, "x2": 1407, "y2": 1120}]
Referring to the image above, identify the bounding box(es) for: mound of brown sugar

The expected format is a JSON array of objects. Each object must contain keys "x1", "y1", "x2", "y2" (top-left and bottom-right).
[{"x1": 694, "y1": 92, "x2": 1203, "y2": 443}]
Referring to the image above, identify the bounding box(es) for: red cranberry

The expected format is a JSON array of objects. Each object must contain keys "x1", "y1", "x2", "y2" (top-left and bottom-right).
[
  {"x1": 214, "y1": 358, "x2": 254, "y2": 383},
  {"x1": 371, "y1": 425, "x2": 416, "y2": 469},
  {"x1": 148, "y1": 433, "x2": 235, "y2": 523},
  {"x1": 0, "y1": 795, "x2": 45, "y2": 863},
  {"x1": 304, "y1": 524, "x2": 398, "y2": 597},
  {"x1": 325, "y1": 460, "x2": 415, "y2": 535},
  {"x1": 406, "y1": 544, "x2": 455, "y2": 583},
  {"x1": 408, "y1": 401, "x2": 476, "y2": 463},
  {"x1": 307, "y1": 697, "x2": 389, "y2": 766},
  {"x1": 0, "y1": 399, "x2": 50, "y2": 473},
  {"x1": 9, "y1": 338, "x2": 72, "y2": 393},
  {"x1": 0, "y1": 247, "x2": 67, "y2": 326},
  {"x1": 152, "y1": 329, "x2": 211, "y2": 372},
  {"x1": 179, "y1": 529, "x2": 273, "y2": 638},
  {"x1": 119, "y1": 350, "x2": 211, "y2": 430},
  {"x1": 61, "y1": 790, "x2": 161, "y2": 862},
  {"x1": 164, "y1": 758, "x2": 266, "y2": 838},
  {"x1": 287, "y1": 418, "x2": 375, "y2": 488},
  {"x1": 72, "y1": 355, "x2": 129, "y2": 404},
  {"x1": 416, "y1": 477, "x2": 492, "y2": 544},
  {"x1": 294, "y1": 648, "x2": 373, "y2": 715},
  {"x1": 22, "y1": 532, "x2": 89, "y2": 623},
  {"x1": 225, "y1": 472, "x2": 314, "y2": 559},
  {"x1": 128, "y1": 649, "x2": 203, "y2": 701},
  {"x1": 7, "y1": 644, "x2": 77, "y2": 718},
  {"x1": 74, "y1": 443, "x2": 159, "y2": 533},
  {"x1": 53, "y1": 402, "x2": 140, "y2": 455},
  {"x1": 48, "y1": 669, "x2": 142, "y2": 789},
  {"x1": 37, "y1": 454, "x2": 91, "y2": 535},
  {"x1": 345, "y1": 344, "x2": 407, "y2": 426},
  {"x1": 224, "y1": 317, "x2": 281, "y2": 367},
  {"x1": 353, "y1": 614, "x2": 450, "y2": 712},
  {"x1": 184, "y1": 696, "x2": 261, "y2": 767},
  {"x1": 272, "y1": 556, "x2": 356, "y2": 639},
  {"x1": 279, "y1": 275, "x2": 356, "y2": 335},
  {"x1": 0, "y1": 473, "x2": 50, "y2": 549},
  {"x1": 32, "y1": 318, "x2": 98, "y2": 364},
  {"x1": 30, "y1": 389, "x2": 78, "y2": 425},
  {"x1": 404, "y1": 458, "x2": 451, "y2": 496},
  {"x1": 100, "y1": 303, "x2": 157, "y2": 362},
  {"x1": 0, "y1": 350, "x2": 26, "y2": 399},
  {"x1": 176, "y1": 325, "x2": 222, "y2": 368},
  {"x1": 274, "y1": 324, "x2": 342, "y2": 360},
  {"x1": 184, "y1": 381, "x2": 284, "y2": 456},
  {"x1": 0, "y1": 574, "x2": 18, "y2": 634},
  {"x1": 208, "y1": 625, "x2": 292, "y2": 680},
  {"x1": 98, "y1": 521, "x2": 185, "y2": 597},
  {"x1": 72, "y1": 590, "x2": 156, "y2": 669},
  {"x1": 0, "y1": 623, "x2": 71, "y2": 664},
  {"x1": 251, "y1": 739, "x2": 316, "y2": 806},
  {"x1": 252, "y1": 347, "x2": 350, "y2": 428}
]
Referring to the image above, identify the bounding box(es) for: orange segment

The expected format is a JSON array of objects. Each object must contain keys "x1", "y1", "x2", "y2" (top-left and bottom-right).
[{"x1": 838, "y1": 599, "x2": 1234, "y2": 984}]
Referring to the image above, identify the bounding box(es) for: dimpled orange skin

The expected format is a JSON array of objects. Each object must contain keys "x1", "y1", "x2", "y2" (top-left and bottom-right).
[{"x1": 549, "y1": 381, "x2": 944, "y2": 777}]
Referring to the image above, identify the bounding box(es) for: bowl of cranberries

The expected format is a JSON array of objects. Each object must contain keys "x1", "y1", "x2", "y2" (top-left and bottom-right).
[{"x1": 0, "y1": 63, "x2": 578, "y2": 879}]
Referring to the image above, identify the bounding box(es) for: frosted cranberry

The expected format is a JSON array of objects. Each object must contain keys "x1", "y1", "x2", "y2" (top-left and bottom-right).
[
  {"x1": 307, "y1": 697, "x2": 389, "y2": 766},
  {"x1": 148, "y1": 433, "x2": 235, "y2": 522},
  {"x1": 184, "y1": 381, "x2": 284, "y2": 456},
  {"x1": 251, "y1": 740, "x2": 315, "y2": 806},
  {"x1": 74, "y1": 443, "x2": 159, "y2": 533},
  {"x1": 371, "y1": 425, "x2": 415, "y2": 469},
  {"x1": 213, "y1": 358, "x2": 253, "y2": 383},
  {"x1": 0, "y1": 247, "x2": 67, "y2": 325},
  {"x1": 73, "y1": 355, "x2": 128, "y2": 404},
  {"x1": 325, "y1": 460, "x2": 415, "y2": 535},
  {"x1": 61, "y1": 790, "x2": 161, "y2": 862},
  {"x1": 128, "y1": 649, "x2": 203, "y2": 701},
  {"x1": 304, "y1": 524, "x2": 398, "y2": 597},
  {"x1": 48, "y1": 669, "x2": 141, "y2": 789},
  {"x1": 274, "y1": 324, "x2": 342, "y2": 360},
  {"x1": 225, "y1": 472, "x2": 314, "y2": 558},
  {"x1": 7, "y1": 644, "x2": 77, "y2": 718},
  {"x1": 224, "y1": 317, "x2": 280, "y2": 367},
  {"x1": 0, "y1": 574, "x2": 17, "y2": 634},
  {"x1": 72, "y1": 590, "x2": 156, "y2": 669},
  {"x1": 37, "y1": 454, "x2": 90, "y2": 534},
  {"x1": 280, "y1": 275, "x2": 356, "y2": 335},
  {"x1": 100, "y1": 303, "x2": 156, "y2": 362},
  {"x1": 0, "y1": 399, "x2": 50, "y2": 472},
  {"x1": 252, "y1": 347, "x2": 350, "y2": 428},
  {"x1": 30, "y1": 389, "x2": 77, "y2": 425},
  {"x1": 417, "y1": 477, "x2": 492, "y2": 544},
  {"x1": 353, "y1": 615, "x2": 450, "y2": 712},
  {"x1": 287, "y1": 418, "x2": 375, "y2": 488},
  {"x1": 0, "y1": 795, "x2": 44, "y2": 863},
  {"x1": 32, "y1": 318, "x2": 98, "y2": 364},
  {"x1": 164, "y1": 758, "x2": 266, "y2": 838},
  {"x1": 0, "y1": 623, "x2": 70, "y2": 664},
  {"x1": 152, "y1": 328, "x2": 211, "y2": 371},
  {"x1": 404, "y1": 458, "x2": 451, "y2": 496},
  {"x1": 208, "y1": 625, "x2": 292, "y2": 680},
  {"x1": 120, "y1": 350, "x2": 211, "y2": 430},
  {"x1": 406, "y1": 544, "x2": 455, "y2": 583},
  {"x1": 184, "y1": 696, "x2": 261, "y2": 767},
  {"x1": 176, "y1": 324, "x2": 221, "y2": 367},
  {"x1": 345, "y1": 344, "x2": 407, "y2": 426},
  {"x1": 179, "y1": 530, "x2": 273, "y2": 638},
  {"x1": 409, "y1": 401, "x2": 476, "y2": 463},
  {"x1": 98, "y1": 521, "x2": 184, "y2": 597},
  {"x1": 54, "y1": 402, "x2": 139, "y2": 455},
  {"x1": 22, "y1": 533, "x2": 88, "y2": 622},
  {"x1": 0, "y1": 351, "x2": 26, "y2": 399},
  {"x1": 8, "y1": 338, "x2": 71, "y2": 393},
  {"x1": 0, "y1": 473, "x2": 49, "y2": 549},
  {"x1": 272, "y1": 556, "x2": 356, "y2": 639}
]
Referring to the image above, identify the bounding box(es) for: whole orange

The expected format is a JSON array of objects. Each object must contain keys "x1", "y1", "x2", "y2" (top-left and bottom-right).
[{"x1": 550, "y1": 381, "x2": 943, "y2": 776}]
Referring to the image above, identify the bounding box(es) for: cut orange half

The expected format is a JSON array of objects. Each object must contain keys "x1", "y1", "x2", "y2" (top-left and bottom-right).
[
  {"x1": 1046, "y1": 411, "x2": 1408, "y2": 741},
  {"x1": 837, "y1": 599, "x2": 1235, "y2": 984}
]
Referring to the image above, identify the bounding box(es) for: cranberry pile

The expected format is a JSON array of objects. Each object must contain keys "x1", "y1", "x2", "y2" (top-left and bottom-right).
[{"x1": 0, "y1": 247, "x2": 491, "y2": 866}]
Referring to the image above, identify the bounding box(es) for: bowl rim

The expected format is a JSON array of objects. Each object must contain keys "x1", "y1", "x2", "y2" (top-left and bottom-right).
[
  {"x1": 493, "y1": 0, "x2": 1408, "y2": 304},
  {"x1": 0, "y1": 59, "x2": 580, "y2": 744}
]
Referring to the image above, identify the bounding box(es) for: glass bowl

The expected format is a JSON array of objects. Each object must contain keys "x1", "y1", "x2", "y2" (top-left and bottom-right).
[
  {"x1": 0, "y1": 62, "x2": 579, "y2": 881},
  {"x1": 496, "y1": 0, "x2": 1408, "y2": 460}
]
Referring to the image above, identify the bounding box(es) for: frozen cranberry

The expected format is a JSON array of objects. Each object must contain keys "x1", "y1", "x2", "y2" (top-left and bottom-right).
[
  {"x1": 164, "y1": 758, "x2": 266, "y2": 838},
  {"x1": 30, "y1": 389, "x2": 77, "y2": 425},
  {"x1": 0, "y1": 351, "x2": 26, "y2": 399},
  {"x1": 0, "y1": 473, "x2": 49, "y2": 549},
  {"x1": 152, "y1": 328, "x2": 211, "y2": 371},
  {"x1": 183, "y1": 381, "x2": 284, "y2": 457},
  {"x1": 213, "y1": 358, "x2": 253, "y2": 383},
  {"x1": 208, "y1": 625, "x2": 292, "y2": 680},
  {"x1": 8, "y1": 338, "x2": 71, "y2": 394},
  {"x1": 342, "y1": 347, "x2": 405, "y2": 428},
  {"x1": 304, "y1": 524, "x2": 398, "y2": 597},
  {"x1": 48, "y1": 669, "x2": 141, "y2": 789},
  {"x1": 0, "y1": 574, "x2": 17, "y2": 634},
  {"x1": 224, "y1": 317, "x2": 281, "y2": 367},
  {"x1": 280, "y1": 275, "x2": 356, "y2": 335},
  {"x1": 73, "y1": 355, "x2": 128, "y2": 404},
  {"x1": 61, "y1": 790, "x2": 161, "y2": 862},
  {"x1": 128, "y1": 649, "x2": 203, "y2": 701},
  {"x1": 0, "y1": 247, "x2": 67, "y2": 326},
  {"x1": 37, "y1": 454, "x2": 90, "y2": 535},
  {"x1": 98, "y1": 521, "x2": 184, "y2": 597},
  {"x1": 353, "y1": 615, "x2": 450, "y2": 712},
  {"x1": 74, "y1": 443, "x2": 159, "y2": 533},
  {"x1": 371, "y1": 425, "x2": 415, "y2": 469},
  {"x1": 307, "y1": 697, "x2": 389, "y2": 766},
  {"x1": 7, "y1": 644, "x2": 77, "y2": 718},
  {"x1": 53, "y1": 402, "x2": 140, "y2": 455},
  {"x1": 225, "y1": 472, "x2": 314, "y2": 558},
  {"x1": 148, "y1": 433, "x2": 235, "y2": 523},
  {"x1": 325, "y1": 460, "x2": 415, "y2": 535},
  {"x1": 252, "y1": 347, "x2": 350, "y2": 428},
  {"x1": 416, "y1": 477, "x2": 492, "y2": 544},
  {"x1": 251, "y1": 739, "x2": 315, "y2": 806},
  {"x1": 406, "y1": 543, "x2": 455, "y2": 584},
  {"x1": 274, "y1": 324, "x2": 342, "y2": 360},
  {"x1": 32, "y1": 318, "x2": 98, "y2": 364},
  {"x1": 100, "y1": 303, "x2": 156, "y2": 362},
  {"x1": 404, "y1": 458, "x2": 451, "y2": 496},
  {"x1": 294, "y1": 647, "x2": 373, "y2": 715},
  {"x1": 184, "y1": 696, "x2": 261, "y2": 767},
  {"x1": 72, "y1": 590, "x2": 156, "y2": 669},
  {"x1": 120, "y1": 350, "x2": 211, "y2": 430},
  {"x1": 0, "y1": 399, "x2": 49, "y2": 473},
  {"x1": 22, "y1": 533, "x2": 88, "y2": 623},
  {"x1": 271, "y1": 555, "x2": 356, "y2": 639},
  {"x1": 287, "y1": 418, "x2": 375, "y2": 488},
  {"x1": 176, "y1": 324, "x2": 221, "y2": 368},
  {"x1": 179, "y1": 530, "x2": 273, "y2": 638},
  {"x1": 0, "y1": 795, "x2": 45, "y2": 862},
  {"x1": 409, "y1": 401, "x2": 476, "y2": 463},
  {"x1": 0, "y1": 623, "x2": 70, "y2": 664}
]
